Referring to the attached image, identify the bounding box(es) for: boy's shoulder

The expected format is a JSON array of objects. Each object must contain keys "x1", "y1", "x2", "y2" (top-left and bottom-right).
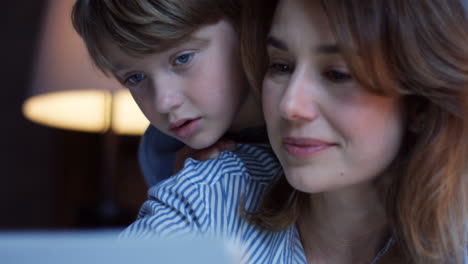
[
  {"x1": 165, "y1": 143, "x2": 281, "y2": 187},
  {"x1": 124, "y1": 144, "x2": 281, "y2": 239}
]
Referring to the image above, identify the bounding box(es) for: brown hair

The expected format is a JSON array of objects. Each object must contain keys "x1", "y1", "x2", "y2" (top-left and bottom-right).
[
  {"x1": 241, "y1": 0, "x2": 468, "y2": 263},
  {"x1": 72, "y1": 0, "x2": 241, "y2": 74}
]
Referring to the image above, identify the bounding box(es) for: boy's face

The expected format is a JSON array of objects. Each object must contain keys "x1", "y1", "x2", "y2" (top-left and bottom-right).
[{"x1": 103, "y1": 20, "x2": 249, "y2": 149}]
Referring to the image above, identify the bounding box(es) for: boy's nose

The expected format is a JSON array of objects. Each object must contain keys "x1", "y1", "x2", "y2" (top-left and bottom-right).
[
  {"x1": 152, "y1": 76, "x2": 184, "y2": 113},
  {"x1": 279, "y1": 71, "x2": 319, "y2": 121},
  {"x1": 154, "y1": 90, "x2": 183, "y2": 113}
]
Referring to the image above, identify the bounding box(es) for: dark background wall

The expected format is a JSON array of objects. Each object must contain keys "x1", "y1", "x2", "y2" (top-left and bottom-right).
[{"x1": 1, "y1": 0, "x2": 147, "y2": 229}]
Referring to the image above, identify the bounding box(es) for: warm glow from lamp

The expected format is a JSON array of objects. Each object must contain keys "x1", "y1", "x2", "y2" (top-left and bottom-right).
[
  {"x1": 23, "y1": 0, "x2": 149, "y2": 135},
  {"x1": 22, "y1": 89, "x2": 149, "y2": 135},
  {"x1": 23, "y1": 90, "x2": 111, "y2": 133},
  {"x1": 113, "y1": 90, "x2": 149, "y2": 135}
]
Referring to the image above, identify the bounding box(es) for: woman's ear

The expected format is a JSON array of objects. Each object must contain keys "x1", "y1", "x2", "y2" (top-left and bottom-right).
[
  {"x1": 408, "y1": 115, "x2": 425, "y2": 133},
  {"x1": 407, "y1": 97, "x2": 428, "y2": 134}
]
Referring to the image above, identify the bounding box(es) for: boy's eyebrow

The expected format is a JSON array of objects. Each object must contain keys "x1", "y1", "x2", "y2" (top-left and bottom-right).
[
  {"x1": 184, "y1": 36, "x2": 211, "y2": 46},
  {"x1": 110, "y1": 63, "x2": 130, "y2": 73},
  {"x1": 266, "y1": 35, "x2": 340, "y2": 54},
  {"x1": 109, "y1": 36, "x2": 211, "y2": 73}
]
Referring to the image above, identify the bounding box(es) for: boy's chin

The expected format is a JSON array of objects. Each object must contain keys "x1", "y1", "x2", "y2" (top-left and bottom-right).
[{"x1": 183, "y1": 135, "x2": 218, "y2": 150}]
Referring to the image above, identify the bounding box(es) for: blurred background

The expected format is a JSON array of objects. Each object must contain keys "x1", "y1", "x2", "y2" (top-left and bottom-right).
[{"x1": 1, "y1": 0, "x2": 149, "y2": 229}]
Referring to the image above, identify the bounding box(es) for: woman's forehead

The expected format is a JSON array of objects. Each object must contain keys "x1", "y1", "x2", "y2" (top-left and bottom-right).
[
  {"x1": 269, "y1": 0, "x2": 335, "y2": 48},
  {"x1": 272, "y1": 0, "x2": 328, "y2": 31}
]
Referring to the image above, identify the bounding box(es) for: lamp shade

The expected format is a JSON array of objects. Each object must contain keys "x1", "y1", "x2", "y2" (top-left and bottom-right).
[{"x1": 22, "y1": 0, "x2": 149, "y2": 135}]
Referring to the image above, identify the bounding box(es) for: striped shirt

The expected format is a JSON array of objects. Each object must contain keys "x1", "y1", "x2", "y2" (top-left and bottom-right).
[{"x1": 120, "y1": 144, "x2": 419, "y2": 263}]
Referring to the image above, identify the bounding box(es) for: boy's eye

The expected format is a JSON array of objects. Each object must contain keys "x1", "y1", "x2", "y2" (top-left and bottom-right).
[
  {"x1": 173, "y1": 52, "x2": 195, "y2": 66},
  {"x1": 125, "y1": 73, "x2": 146, "y2": 85},
  {"x1": 324, "y1": 69, "x2": 352, "y2": 83}
]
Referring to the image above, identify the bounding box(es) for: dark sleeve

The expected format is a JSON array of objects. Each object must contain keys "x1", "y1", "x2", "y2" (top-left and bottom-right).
[{"x1": 138, "y1": 125, "x2": 184, "y2": 187}]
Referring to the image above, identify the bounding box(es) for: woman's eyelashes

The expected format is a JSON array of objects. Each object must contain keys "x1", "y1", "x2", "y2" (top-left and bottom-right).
[
  {"x1": 267, "y1": 58, "x2": 353, "y2": 84},
  {"x1": 323, "y1": 69, "x2": 352, "y2": 83},
  {"x1": 268, "y1": 61, "x2": 293, "y2": 75}
]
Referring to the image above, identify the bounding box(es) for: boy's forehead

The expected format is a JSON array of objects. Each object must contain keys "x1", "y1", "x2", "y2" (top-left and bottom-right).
[
  {"x1": 98, "y1": 38, "x2": 134, "y2": 71},
  {"x1": 99, "y1": 21, "x2": 229, "y2": 72},
  {"x1": 101, "y1": 35, "x2": 211, "y2": 72}
]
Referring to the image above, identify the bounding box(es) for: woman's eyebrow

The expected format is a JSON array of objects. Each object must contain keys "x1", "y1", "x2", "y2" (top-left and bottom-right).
[
  {"x1": 266, "y1": 35, "x2": 288, "y2": 51},
  {"x1": 267, "y1": 34, "x2": 339, "y2": 55},
  {"x1": 315, "y1": 44, "x2": 339, "y2": 54}
]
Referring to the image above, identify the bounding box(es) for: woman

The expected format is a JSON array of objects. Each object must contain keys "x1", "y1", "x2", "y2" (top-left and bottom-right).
[
  {"x1": 122, "y1": 0, "x2": 468, "y2": 262},
  {"x1": 241, "y1": 0, "x2": 468, "y2": 263}
]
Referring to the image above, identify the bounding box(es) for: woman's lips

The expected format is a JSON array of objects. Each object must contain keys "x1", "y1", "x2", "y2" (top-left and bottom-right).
[
  {"x1": 282, "y1": 137, "x2": 336, "y2": 158},
  {"x1": 169, "y1": 118, "x2": 201, "y2": 139}
]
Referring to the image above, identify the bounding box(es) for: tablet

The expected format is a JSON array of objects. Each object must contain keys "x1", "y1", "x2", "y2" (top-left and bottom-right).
[{"x1": 0, "y1": 230, "x2": 234, "y2": 264}]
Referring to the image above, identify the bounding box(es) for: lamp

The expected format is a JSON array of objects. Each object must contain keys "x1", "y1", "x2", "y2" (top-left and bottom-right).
[
  {"x1": 23, "y1": 0, "x2": 149, "y2": 226},
  {"x1": 22, "y1": 0, "x2": 149, "y2": 136}
]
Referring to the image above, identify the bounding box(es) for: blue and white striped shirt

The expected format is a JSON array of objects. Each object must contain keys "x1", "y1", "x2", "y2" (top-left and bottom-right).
[
  {"x1": 121, "y1": 144, "x2": 310, "y2": 263},
  {"x1": 120, "y1": 144, "x2": 411, "y2": 263}
]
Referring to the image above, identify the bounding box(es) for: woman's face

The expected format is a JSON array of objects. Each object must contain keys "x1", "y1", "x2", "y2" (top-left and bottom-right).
[{"x1": 263, "y1": 0, "x2": 405, "y2": 193}]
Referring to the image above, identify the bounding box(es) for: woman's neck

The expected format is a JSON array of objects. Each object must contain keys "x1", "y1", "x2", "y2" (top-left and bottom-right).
[{"x1": 297, "y1": 183, "x2": 389, "y2": 264}]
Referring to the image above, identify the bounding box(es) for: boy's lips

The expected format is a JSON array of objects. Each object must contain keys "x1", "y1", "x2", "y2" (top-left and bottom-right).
[
  {"x1": 169, "y1": 117, "x2": 202, "y2": 139},
  {"x1": 282, "y1": 137, "x2": 336, "y2": 158}
]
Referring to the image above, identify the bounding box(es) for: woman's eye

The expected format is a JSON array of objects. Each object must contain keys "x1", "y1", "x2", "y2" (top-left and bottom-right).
[
  {"x1": 173, "y1": 52, "x2": 195, "y2": 66},
  {"x1": 324, "y1": 70, "x2": 352, "y2": 83},
  {"x1": 125, "y1": 73, "x2": 146, "y2": 86},
  {"x1": 268, "y1": 62, "x2": 292, "y2": 74}
]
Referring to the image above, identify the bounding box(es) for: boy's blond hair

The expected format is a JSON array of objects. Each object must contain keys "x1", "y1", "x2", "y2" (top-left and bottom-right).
[{"x1": 72, "y1": 0, "x2": 240, "y2": 74}]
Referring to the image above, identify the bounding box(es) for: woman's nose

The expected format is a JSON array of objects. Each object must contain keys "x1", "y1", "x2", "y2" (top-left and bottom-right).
[{"x1": 279, "y1": 70, "x2": 320, "y2": 121}]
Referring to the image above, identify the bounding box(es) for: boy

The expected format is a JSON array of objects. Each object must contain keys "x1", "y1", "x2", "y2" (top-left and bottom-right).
[{"x1": 72, "y1": 0, "x2": 265, "y2": 186}]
